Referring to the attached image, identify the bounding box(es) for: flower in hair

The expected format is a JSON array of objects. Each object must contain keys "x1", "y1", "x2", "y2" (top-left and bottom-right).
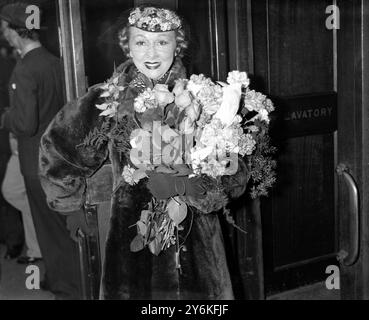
[{"x1": 128, "y1": 7, "x2": 182, "y2": 32}]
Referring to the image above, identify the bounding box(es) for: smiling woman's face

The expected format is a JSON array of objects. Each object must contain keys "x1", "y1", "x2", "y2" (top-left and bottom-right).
[{"x1": 128, "y1": 26, "x2": 177, "y2": 80}]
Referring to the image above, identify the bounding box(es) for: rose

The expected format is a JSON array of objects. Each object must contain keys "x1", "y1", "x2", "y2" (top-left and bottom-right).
[
  {"x1": 185, "y1": 102, "x2": 200, "y2": 122},
  {"x1": 202, "y1": 103, "x2": 219, "y2": 115},
  {"x1": 173, "y1": 79, "x2": 187, "y2": 96},
  {"x1": 175, "y1": 90, "x2": 192, "y2": 109},
  {"x1": 153, "y1": 84, "x2": 174, "y2": 108}
]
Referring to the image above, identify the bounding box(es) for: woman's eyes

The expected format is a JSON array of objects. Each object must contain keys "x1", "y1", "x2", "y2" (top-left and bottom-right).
[
  {"x1": 158, "y1": 40, "x2": 169, "y2": 46},
  {"x1": 134, "y1": 40, "x2": 170, "y2": 46}
]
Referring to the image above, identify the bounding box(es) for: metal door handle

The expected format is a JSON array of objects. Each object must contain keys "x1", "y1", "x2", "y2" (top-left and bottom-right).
[{"x1": 336, "y1": 164, "x2": 360, "y2": 266}]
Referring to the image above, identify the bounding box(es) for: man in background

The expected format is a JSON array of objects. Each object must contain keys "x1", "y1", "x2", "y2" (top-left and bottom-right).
[
  {"x1": 2, "y1": 131, "x2": 43, "y2": 264},
  {"x1": 0, "y1": 40, "x2": 24, "y2": 260},
  {"x1": 0, "y1": 3, "x2": 81, "y2": 299}
]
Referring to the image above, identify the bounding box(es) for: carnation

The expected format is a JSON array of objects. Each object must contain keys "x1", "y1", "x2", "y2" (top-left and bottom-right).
[
  {"x1": 258, "y1": 109, "x2": 270, "y2": 123},
  {"x1": 153, "y1": 84, "x2": 174, "y2": 107},
  {"x1": 238, "y1": 134, "x2": 257, "y2": 156},
  {"x1": 134, "y1": 88, "x2": 157, "y2": 113},
  {"x1": 227, "y1": 71, "x2": 250, "y2": 87},
  {"x1": 187, "y1": 74, "x2": 214, "y2": 96},
  {"x1": 244, "y1": 89, "x2": 268, "y2": 113}
]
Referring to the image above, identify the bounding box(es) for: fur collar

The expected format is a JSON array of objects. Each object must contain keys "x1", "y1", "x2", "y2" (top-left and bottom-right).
[{"x1": 114, "y1": 57, "x2": 187, "y2": 119}]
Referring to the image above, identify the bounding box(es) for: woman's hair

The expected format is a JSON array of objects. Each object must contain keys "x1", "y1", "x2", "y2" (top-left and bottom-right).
[{"x1": 118, "y1": 26, "x2": 188, "y2": 58}]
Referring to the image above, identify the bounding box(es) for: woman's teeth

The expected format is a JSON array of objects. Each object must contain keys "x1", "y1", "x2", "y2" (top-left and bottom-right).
[{"x1": 145, "y1": 62, "x2": 161, "y2": 70}]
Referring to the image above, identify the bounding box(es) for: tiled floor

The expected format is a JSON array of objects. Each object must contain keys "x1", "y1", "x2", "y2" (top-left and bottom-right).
[
  {"x1": 0, "y1": 243, "x2": 341, "y2": 300},
  {"x1": 268, "y1": 282, "x2": 340, "y2": 300},
  {"x1": 0, "y1": 245, "x2": 54, "y2": 300}
]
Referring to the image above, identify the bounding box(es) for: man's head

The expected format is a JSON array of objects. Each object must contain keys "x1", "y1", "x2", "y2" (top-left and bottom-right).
[{"x1": 0, "y1": 3, "x2": 40, "y2": 50}]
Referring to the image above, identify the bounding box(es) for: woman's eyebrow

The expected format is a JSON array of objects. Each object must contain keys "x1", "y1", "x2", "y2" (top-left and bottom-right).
[
  {"x1": 156, "y1": 35, "x2": 172, "y2": 40},
  {"x1": 131, "y1": 34, "x2": 147, "y2": 40}
]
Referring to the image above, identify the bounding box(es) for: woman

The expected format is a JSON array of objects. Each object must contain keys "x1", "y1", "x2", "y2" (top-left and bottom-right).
[{"x1": 39, "y1": 6, "x2": 247, "y2": 300}]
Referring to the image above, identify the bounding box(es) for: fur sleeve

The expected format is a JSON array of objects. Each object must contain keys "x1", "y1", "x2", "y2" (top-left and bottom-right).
[{"x1": 39, "y1": 87, "x2": 109, "y2": 213}]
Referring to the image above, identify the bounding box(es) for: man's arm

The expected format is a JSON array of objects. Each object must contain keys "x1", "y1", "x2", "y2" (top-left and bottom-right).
[{"x1": 0, "y1": 67, "x2": 39, "y2": 137}]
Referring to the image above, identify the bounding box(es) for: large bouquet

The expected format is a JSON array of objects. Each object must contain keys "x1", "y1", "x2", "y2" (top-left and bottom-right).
[{"x1": 94, "y1": 71, "x2": 276, "y2": 257}]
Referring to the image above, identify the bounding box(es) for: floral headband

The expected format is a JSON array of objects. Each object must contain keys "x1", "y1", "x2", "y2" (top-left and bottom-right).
[{"x1": 128, "y1": 7, "x2": 182, "y2": 32}]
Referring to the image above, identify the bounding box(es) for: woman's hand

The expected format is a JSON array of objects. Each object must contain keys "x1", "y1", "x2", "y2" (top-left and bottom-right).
[{"x1": 146, "y1": 173, "x2": 205, "y2": 200}]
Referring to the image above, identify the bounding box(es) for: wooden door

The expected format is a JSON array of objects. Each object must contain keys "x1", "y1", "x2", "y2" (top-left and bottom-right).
[
  {"x1": 237, "y1": 0, "x2": 369, "y2": 299},
  {"x1": 248, "y1": 0, "x2": 339, "y2": 295}
]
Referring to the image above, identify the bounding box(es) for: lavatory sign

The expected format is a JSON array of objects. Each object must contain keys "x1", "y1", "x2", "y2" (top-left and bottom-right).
[{"x1": 275, "y1": 93, "x2": 337, "y2": 138}]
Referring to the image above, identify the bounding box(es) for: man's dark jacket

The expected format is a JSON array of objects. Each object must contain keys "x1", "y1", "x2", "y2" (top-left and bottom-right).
[
  {"x1": 0, "y1": 55, "x2": 15, "y2": 157},
  {"x1": 1, "y1": 47, "x2": 64, "y2": 176}
]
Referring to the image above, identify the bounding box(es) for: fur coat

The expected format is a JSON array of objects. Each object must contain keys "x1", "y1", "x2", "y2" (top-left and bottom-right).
[{"x1": 39, "y1": 58, "x2": 247, "y2": 300}]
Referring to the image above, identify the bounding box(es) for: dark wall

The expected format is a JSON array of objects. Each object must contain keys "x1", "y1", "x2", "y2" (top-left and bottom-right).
[{"x1": 80, "y1": 0, "x2": 134, "y2": 86}]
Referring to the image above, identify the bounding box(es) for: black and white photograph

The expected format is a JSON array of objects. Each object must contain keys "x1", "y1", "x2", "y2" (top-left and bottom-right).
[{"x1": 0, "y1": 0, "x2": 367, "y2": 306}]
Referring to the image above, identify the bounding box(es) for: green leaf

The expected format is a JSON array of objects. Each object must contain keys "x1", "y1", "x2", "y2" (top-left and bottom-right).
[
  {"x1": 130, "y1": 235, "x2": 145, "y2": 252},
  {"x1": 174, "y1": 178, "x2": 186, "y2": 196},
  {"x1": 172, "y1": 164, "x2": 193, "y2": 177},
  {"x1": 148, "y1": 222, "x2": 158, "y2": 242},
  {"x1": 167, "y1": 197, "x2": 188, "y2": 226},
  {"x1": 155, "y1": 165, "x2": 177, "y2": 174},
  {"x1": 140, "y1": 210, "x2": 150, "y2": 222},
  {"x1": 148, "y1": 237, "x2": 162, "y2": 256},
  {"x1": 137, "y1": 221, "x2": 147, "y2": 237}
]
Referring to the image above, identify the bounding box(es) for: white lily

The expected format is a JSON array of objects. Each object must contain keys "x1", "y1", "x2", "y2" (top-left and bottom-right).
[{"x1": 214, "y1": 83, "x2": 242, "y2": 127}]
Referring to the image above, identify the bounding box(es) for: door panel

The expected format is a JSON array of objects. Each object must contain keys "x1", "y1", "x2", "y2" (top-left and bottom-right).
[
  {"x1": 251, "y1": 0, "x2": 338, "y2": 294},
  {"x1": 267, "y1": 0, "x2": 334, "y2": 96},
  {"x1": 272, "y1": 134, "x2": 335, "y2": 268}
]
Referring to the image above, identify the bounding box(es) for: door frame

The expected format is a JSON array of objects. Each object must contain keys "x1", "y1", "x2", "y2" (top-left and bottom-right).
[
  {"x1": 337, "y1": 0, "x2": 369, "y2": 300},
  {"x1": 57, "y1": 0, "x2": 87, "y2": 101}
]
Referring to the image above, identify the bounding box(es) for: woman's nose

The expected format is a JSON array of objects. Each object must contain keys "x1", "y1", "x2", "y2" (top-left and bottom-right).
[{"x1": 146, "y1": 44, "x2": 158, "y2": 59}]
